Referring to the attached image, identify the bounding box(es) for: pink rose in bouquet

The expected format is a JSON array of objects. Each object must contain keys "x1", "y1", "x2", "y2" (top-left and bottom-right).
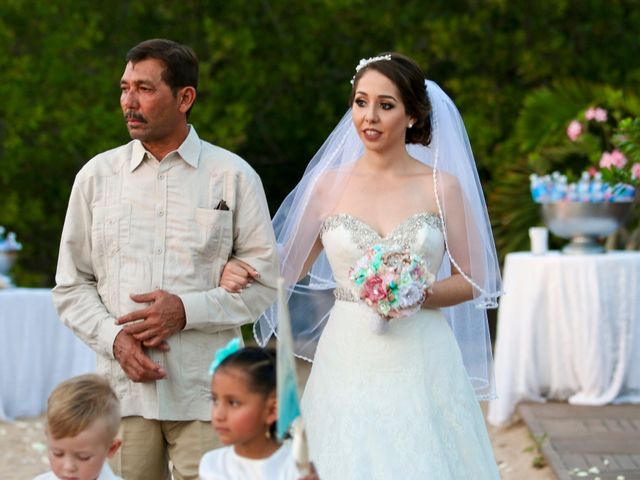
[{"x1": 362, "y1": 276, "x2": 387, "y2": 303}]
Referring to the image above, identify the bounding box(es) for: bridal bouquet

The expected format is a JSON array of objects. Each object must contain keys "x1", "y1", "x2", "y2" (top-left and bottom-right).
[{"x1": 349, "y1": 245, "x2": 435, "y2": 334}]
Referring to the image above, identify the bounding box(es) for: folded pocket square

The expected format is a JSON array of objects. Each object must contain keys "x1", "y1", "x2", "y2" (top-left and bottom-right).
[{"x1": 215, "y1": 199, "x2": 230, "y2": 211}]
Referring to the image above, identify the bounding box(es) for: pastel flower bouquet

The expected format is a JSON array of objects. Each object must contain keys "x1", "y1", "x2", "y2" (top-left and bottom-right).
[{"x1": 349, "y1": 245, "x2": 435, "y2": 334}]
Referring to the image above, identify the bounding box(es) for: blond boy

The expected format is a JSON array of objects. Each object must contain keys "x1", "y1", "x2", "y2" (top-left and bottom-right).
[{"x1": 34, "y1": 374, "x2": 122, "y2": 480}]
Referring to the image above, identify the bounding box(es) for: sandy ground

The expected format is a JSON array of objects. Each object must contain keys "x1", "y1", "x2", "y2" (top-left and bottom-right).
[
  {"x1": 0, "y1": 357, "x2": 555, "y2": 479},
  {"x1": 0, "y1": 408, "x2": 555, "y2": 480}
]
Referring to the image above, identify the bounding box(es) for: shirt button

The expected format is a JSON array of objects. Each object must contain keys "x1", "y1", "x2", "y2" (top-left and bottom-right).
[
  {"x1": 158, "y1": 210, "x2": 164, "y2": 217},
  {"x1": 158, "y1": 174, "x2": 164, "y2": 180},
  {"x1": 156, "y1": 248, "x2": 163, "y2": 255}
]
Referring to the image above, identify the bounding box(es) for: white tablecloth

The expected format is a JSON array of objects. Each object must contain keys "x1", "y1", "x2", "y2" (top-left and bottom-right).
[
  {"x1": 0, "y1": 288, "x2": 96, "y2": 421},
  {"x1": 488, "y1": 251, "x2": 640, "y2": 426}
]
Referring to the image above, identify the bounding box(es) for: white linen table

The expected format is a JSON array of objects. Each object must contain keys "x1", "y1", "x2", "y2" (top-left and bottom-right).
[
  {"x1": 488, "y1": 251, "x2": 640, "y2": 427},
  {"x1": 0, "y1": 288, "x2": 95, "y2": 421}
]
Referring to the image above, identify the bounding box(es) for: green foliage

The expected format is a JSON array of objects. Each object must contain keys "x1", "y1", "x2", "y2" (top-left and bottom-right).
[
  {"x1": 523, "y1": 432, "x2": 548, "y2": 470},
  {"x1": 1, "y1": 1, "x2": 640, "y2": 283},
  {"x1": 617, "y1": 117, "x2": 640, "y2": 165}
]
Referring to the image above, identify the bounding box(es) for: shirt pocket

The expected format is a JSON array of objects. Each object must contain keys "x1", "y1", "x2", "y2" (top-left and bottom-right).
[
  {"x1": 92, "y1": 203, "x2": 132, "y2": 258},
  {"x1": 194, "y1": 208, "x2": 233, "y2": 261}
]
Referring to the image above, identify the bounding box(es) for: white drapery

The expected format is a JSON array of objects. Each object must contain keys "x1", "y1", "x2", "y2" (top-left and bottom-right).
[
  {"x1": 488, "y1": 251, "x2": 640, "y2": 426},
  {"x1": 0, "y1": 288, "x2": 96, "y2": 421}
]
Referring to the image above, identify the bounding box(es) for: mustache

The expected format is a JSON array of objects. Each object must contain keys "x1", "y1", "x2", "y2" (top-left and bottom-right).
[{"x1": 125, "y1": 111, "x2": 147, "y2": 123}]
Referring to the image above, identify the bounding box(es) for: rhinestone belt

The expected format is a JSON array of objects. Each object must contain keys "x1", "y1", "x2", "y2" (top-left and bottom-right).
[{"x1": 334, "y1": 287, "x2": 357, "y2": 302}]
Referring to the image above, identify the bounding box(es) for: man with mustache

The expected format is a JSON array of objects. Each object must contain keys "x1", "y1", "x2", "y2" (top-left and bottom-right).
[{"x1": 53, "y1": 39, "x2": 278, "y2": 480}]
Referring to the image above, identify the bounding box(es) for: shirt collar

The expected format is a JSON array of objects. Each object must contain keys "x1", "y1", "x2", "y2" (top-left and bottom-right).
[
  {"x1": 98, "y1": 462, "x2": 120, "y2": 479},
  {"x1": 129, "y1": 125, "x2": 201, "y2": 172}
]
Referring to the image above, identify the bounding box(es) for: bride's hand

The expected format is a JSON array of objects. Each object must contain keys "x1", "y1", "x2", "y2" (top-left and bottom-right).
[
  {"x1": 420, "y1": 286, "x2": 435, "y2": 309},
  {"x1": 219, "y1": 258, "x2": 259, "y2": 293},
  {"x1": 386, "y1": 287, "x2": 435, "y2": 318}
]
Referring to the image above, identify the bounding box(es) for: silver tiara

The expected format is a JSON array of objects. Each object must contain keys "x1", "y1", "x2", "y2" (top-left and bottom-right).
[{"x1": 350, "y1": 54, "x2": 392, "y2": 85}]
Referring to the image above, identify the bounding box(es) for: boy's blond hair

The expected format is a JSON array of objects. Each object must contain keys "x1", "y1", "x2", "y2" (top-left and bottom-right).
[{"x1": 47, "y1": 374, "x2": 120, "y2": 442}]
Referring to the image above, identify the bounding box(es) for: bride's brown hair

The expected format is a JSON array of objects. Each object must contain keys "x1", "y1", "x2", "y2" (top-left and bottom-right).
[{"x1": 349, "y1": 52, "x2": 432, "y2": 146}]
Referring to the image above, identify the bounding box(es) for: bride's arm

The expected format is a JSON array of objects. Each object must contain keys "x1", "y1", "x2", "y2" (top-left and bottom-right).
[
  {"x1": 298, "y1": 235, "x2": 323, "y2": 282},
  {"x1": 421, "y1": 174, "x2": 475, "y2": 309},
  {"x1": 220, "y1": 169, "x2": 334, "y2": 292},
  {"x1": 421, "y1": 263, "x2": 473, "y2": 309},
  {"x1": 220, "y1": 236, "x2": 323, "y2": 292}
]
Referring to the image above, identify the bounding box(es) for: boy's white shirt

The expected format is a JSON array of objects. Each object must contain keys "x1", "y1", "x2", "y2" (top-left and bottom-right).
[{"x1": 32, "y1": 462, "x2": 122, "y2": 480}]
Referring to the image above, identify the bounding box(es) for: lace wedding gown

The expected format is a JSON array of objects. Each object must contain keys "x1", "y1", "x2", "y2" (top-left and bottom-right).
[{"x1": 301, "y1": 212, "x2": 499, "y2": 479}]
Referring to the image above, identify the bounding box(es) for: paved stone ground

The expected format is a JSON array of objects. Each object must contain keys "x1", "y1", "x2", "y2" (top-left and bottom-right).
[{"x1": 520, "y1": 402, "x2": 640, "y2": 480}]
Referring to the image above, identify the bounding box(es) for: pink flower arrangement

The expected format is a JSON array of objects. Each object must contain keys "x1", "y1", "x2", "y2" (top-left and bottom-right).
[
  {"x1": 561, "y1": 107, "x2": 639, "y2": 192},
  {"x1": 632, "y1": 163, "x2": 640, "y2": 180}
]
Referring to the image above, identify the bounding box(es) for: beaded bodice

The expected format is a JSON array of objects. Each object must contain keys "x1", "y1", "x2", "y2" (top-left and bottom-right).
[{"x1": 320, "y1": 212, "x2": 445, "y2": 295}]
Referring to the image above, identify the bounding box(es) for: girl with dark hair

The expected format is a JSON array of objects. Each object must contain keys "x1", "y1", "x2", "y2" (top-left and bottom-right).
[
  {"x1": 199, "y1": 339, "x2": 318, "y2": 480},
  {"x1": 221, "y1": 53, "x2": 502, "y2": 478}
]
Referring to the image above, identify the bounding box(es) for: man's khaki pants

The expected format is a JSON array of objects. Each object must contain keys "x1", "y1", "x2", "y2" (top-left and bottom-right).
[{"x1": 109, "y1": 416, "x2": 219, "y2": 480}]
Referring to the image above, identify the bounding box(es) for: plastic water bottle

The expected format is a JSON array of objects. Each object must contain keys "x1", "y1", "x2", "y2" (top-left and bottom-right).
[
  {"x1": 591, "y1": 172, "x2": 603, "y2": 202},
  {"x1": 577, "y1": 171, "x2": 590, "y2": 202}
]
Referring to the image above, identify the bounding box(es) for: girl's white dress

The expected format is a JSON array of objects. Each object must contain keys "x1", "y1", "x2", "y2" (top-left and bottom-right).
[
  {"x1": 199, "y1": 442, "x2": 301, "y2": 480},
  {"x1": 301, "y1": 212, "x2": 500, "y2": 479}
]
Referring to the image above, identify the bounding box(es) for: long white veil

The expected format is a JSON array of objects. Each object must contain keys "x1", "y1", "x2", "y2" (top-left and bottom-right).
[{"x1": 255, "y1": 80, "x2": 503, "y2": 400}]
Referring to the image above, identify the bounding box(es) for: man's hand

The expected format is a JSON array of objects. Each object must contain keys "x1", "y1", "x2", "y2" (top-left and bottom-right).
[
  {"x1": 117, "y1": 289, "x2": 186, "y2": 348},
  {"x1": 113, "y1": 331, "x2": 167, "y2": 382},
  {"x1": 219, "y1": 258, "x2": 259, "y2": 293}
]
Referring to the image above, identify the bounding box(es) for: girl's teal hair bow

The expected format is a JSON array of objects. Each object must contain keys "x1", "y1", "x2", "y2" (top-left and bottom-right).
[{"x1": 208, "y1": 337, "x2": 242, "y2": 375}]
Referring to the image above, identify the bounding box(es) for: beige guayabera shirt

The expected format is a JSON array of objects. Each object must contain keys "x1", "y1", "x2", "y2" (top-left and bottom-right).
[{"x1": 53, "y1": 126, "x2": 278, "y2": 420}]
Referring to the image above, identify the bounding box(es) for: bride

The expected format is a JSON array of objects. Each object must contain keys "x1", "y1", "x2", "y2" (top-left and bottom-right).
[{"x1": 221, "y1": 53, "x2": 502, "y2": 479}]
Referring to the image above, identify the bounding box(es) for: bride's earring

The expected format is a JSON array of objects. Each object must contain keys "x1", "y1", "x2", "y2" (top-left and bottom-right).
[
  {"x1": 407, "y1": 123, "x2": 413, "y2": 129},
  {"x1": 265, "y1": 425, "x2": 272, "y2": 439}
]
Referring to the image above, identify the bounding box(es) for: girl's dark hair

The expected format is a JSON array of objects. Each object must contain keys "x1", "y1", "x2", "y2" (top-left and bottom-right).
[
  {"x1": 217, "y1": 346, "x2": 277, "y2": 437},
  {"x1": 349, "y1": 52, "x2": 432, "y2": 146}
]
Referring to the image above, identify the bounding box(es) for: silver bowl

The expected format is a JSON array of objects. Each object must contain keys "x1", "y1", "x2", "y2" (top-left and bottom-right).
[
  {"x1": 541, "y1": 202, "x2": 633, "y2": 254},
  {"x1": 0, "y1": 251, "x2": 18, "y2": 276}
]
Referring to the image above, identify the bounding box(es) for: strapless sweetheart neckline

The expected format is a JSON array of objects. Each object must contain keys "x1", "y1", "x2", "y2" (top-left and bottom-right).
[{"x1": 322, "y1": 211, "x2": 440, "y2": 240}]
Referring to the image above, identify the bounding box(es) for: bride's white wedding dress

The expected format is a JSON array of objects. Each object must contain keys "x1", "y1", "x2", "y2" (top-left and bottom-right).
[{"x1": 301, "y1": 212, "x2": 500, "y2": 479}]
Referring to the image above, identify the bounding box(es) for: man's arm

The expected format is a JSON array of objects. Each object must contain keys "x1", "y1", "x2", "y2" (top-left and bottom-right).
[
  {"x1": 52, "y1": 179, "x2": 123, "y2": 359},
  {"x1": 52, "y1": 177, "x2": 165, "y2": 381},
  {"x1": 117, "y1": 168, "x2": 278, "y2": 346},
  {"x1": 178, "y1": 170, "x2": 279, "y2": 331}
]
